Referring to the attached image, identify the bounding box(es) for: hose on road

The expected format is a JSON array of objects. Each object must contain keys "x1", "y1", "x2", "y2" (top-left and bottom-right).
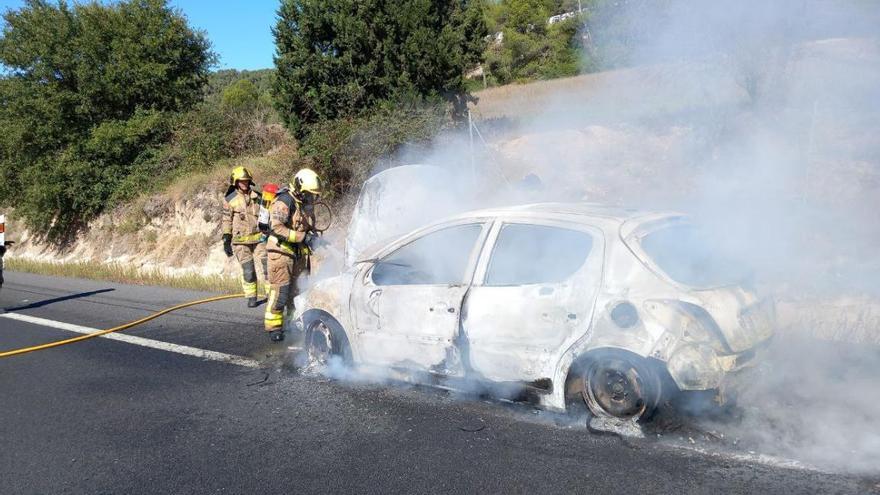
[{"x1": 0, "y1": 293, "x2": 244, "y2": 359}]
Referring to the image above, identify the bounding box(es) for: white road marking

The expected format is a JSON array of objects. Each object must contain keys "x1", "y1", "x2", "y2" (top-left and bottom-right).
[
  {"x1": 671, "y1": 444, "x2": 822, "y2": 473},
  {"x1": 1, "y1": 312, "x2": 261, "y2": 368}
]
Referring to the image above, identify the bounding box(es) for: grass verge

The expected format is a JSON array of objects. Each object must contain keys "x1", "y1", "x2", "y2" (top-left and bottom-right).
[{"x1": 6, "y1": 257, "x2": 240, "y2": 294}]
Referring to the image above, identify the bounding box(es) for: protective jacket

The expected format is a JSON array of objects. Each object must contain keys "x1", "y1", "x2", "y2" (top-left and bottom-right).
[
  {"x1": 222, "y1": 188, "x2": 262, "y2": 245},
  {"x1": 266, "y1": 189, "x2": 312, "y2": 257}
]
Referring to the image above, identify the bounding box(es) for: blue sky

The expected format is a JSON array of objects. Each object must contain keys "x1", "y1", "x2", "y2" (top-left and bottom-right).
[{"x1": 0, "y1": 0, "x2": 279, "y2": 71}]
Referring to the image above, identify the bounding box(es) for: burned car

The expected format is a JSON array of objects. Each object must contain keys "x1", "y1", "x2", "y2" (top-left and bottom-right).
[{"x1": 293, "y1": 203, "x2": 774, "y2": 421}]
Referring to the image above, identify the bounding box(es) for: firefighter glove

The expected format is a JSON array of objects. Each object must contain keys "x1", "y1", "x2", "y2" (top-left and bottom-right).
[
  {"x1": 222, "y1": 234, "x2": 233, "y2": 257},
  {"x1": 304, "y1": 232, "x2": 327, "y2": 249}
]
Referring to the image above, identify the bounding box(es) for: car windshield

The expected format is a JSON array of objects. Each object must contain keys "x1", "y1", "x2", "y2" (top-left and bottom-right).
[{"x1": 639, "y1": 223, "x2": 749, "y2": 289}]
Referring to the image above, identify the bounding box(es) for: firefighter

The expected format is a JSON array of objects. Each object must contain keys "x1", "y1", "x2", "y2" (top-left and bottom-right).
[
  {"x1": 0, "y1": 244, "x2": 5, "y2": 288},
  {"x1": 221, "y1": 166, "x2": 267, "y2": 308},
  {"x1": 264, "y1": 168, "x2": 321, "y2": 342},
  {"x1": 0, "y1": 214, "x2": 7, "y2": 288}
]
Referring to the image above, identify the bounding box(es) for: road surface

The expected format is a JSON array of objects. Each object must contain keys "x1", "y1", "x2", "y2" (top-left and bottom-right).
[{"x1": 1, "y1": 271, "x2": 876, "y2": 494}]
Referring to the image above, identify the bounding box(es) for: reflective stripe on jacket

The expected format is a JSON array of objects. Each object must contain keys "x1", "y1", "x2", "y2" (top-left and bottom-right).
[{"x1": 222, "y1": 188, "x2": 262, "y2": 244}]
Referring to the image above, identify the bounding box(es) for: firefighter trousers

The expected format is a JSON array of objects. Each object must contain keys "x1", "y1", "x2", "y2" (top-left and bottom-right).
[
  {"x1": 264, "y1": 251, "x2": 309, "y2": 332},
  {"x1": 233, "y1": 242, "x2": 267, "y2": 299}
]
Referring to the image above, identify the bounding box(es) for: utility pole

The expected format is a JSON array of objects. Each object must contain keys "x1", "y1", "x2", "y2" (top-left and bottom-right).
[{"x1": 468, "y1": 109, "x2": 476, "y2": 183}]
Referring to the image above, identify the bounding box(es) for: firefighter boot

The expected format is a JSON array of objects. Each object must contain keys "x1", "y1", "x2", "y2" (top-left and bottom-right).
[
  {"x1": 247, "y1": 296, "x2": 258, "y2": 308},
  {"x1": 269, "y1": 329, "x2": 285, "y2": 342}
]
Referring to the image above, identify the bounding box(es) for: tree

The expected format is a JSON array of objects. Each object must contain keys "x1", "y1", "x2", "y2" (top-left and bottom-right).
[
  {"x1": 222, "y1": 79, "x2": 260, "y2": 111},
  {"x1": 485, "y1": 11, "x2": 584, "y2": 83},
  {"x1": 272, "y1": 0, "x2": 487, "y2": 138},
  {"x1": 506, "y1": 0, "x2": 550, "y2": 34},
  {"x1": 481, "y1": 0, "x2": 590, "y2": 85},
  {"x1": 0, "y1": 0, "x2": 214, "y2": 243}
]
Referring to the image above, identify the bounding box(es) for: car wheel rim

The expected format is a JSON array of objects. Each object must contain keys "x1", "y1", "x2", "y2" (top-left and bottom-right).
[
  {"x1": 307, "y1": 320, "x2": 334, "y2": 366},
  {"x1": 584, "y1": 359, "x2": 647, "y2": 419}
]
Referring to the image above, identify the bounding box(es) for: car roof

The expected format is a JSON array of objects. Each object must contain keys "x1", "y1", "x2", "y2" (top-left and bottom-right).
[
  {"x1": 445, "y1": 202, "x2": 682, "y2": 229},
  {"x1": 354, "y1": 202, "x2": 686, "y2": 261}
]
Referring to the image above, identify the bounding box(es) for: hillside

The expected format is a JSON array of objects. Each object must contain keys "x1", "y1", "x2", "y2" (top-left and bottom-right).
[{"x1": 7, "y1": 37, "x2": 880, "y2": 344}]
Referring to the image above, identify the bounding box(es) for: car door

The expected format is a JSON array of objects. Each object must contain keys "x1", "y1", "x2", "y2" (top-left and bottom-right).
[
  {"x1": 462, "y1": 221, "x2": 604, "y2": 382},
  {"x1": 351, "y1": 221, "x2": 490, "y2": 371}
]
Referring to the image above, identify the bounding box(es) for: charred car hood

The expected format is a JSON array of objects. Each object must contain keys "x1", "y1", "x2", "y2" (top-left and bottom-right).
[{"x1": 345, "y1": 164, "x2": 464, "y2": 266}]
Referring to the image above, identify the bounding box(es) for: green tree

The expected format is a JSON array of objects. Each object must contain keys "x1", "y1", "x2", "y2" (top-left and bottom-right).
[
  {"x1": 272, "y1": 0, "x2": 487, "y2": 138},
  {"x1": 483, "y1": 0, "x2": 587, "y2": 84},
  {"x1": 0, "y1": 0, "x2": 213, "y2": 243},
  {"x1": 207, "y1": 69, "x2": 275, "y2": 103},
  {"x1": 221, "y1": 79, "x2": 260, "y2": 111},
  {"x1": 506, "y1": 0, "x2": 549, "y2": 34}
]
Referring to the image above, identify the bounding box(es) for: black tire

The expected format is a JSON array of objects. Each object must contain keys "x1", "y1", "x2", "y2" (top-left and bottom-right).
[
  {"x1": 301, "y1": 310, "x2": 352, "y2": 367},
  {"x1": 568, "y1": 350, "x2": 662, "y2": 422}
]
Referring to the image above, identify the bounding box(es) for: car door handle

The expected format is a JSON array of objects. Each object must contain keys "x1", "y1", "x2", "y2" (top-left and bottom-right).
[{"x1": 429, "y1": 302, "x2": 456, "y2": 314}]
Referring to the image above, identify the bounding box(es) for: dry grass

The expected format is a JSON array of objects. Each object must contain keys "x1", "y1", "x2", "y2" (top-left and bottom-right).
[
  {"x1": 6, "y1": 257, "x2": 240, "y2": 294},
  {"x1": 776, "y1": 298, "x2": 880, "y2": 345},
  {"x1": 469, "y1": 62, "x2": 747, "y2": 122},
  {"x1": 163, "y1": 145, "x2": 300, "y2": 202},
  {"x1": 470, "y1": 71, "x2": 610, "y2": 120}
]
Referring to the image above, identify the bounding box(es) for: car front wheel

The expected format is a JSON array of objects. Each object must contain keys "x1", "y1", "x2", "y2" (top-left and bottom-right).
[{"x1": 301, "y1": 311, "x2": 352, "y2": 370}]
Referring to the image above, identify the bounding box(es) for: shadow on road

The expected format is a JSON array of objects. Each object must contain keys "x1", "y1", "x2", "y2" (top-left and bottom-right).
[{"x1": 3, "y1": 288, "x2": 116, "y2": 312}]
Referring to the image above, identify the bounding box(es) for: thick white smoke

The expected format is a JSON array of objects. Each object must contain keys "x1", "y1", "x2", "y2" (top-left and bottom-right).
[{"x1": 316, "y1": 0, "x2": 880, "y2": 474}]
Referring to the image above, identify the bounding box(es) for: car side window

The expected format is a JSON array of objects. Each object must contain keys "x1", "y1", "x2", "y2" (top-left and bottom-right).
[
  {"x1": 371, "y1": 223, "x2": 483, "y2": 286},
  {"x1": 485, "y1": 223, "x2": 593, "y2": 286}
]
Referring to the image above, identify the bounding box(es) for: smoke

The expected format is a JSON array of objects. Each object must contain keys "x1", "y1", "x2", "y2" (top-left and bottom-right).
[
  {"x1": 561, "y1": 0, "x2": 880, "y2": 473},
  {"x1": 695, "y1": 336, "x2": 880, "y2": 473},
  {"x1": 306, "y1": 0, "x2": 880, "y2": 474}
]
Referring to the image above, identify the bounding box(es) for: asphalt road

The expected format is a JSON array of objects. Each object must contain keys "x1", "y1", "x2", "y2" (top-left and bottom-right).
[{"x1": 1, "y1": 271, "x2": 877, "y2": 494}]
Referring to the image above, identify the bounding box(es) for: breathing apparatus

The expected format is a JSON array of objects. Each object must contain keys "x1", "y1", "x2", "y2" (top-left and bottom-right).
[{"x1": 258, "y1": 183, "x2": 279, "y2": 236}]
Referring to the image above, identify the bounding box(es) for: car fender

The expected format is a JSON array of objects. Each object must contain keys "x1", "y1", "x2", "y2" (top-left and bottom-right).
[
  {"x1": 542, "y1": 295, "x2": 700, "y2": 411},
  {"x1": 541, "y1": 297, "x2": 663, "y2": 411},
  {"x1": 293, "y1": 274, "x2": 354, "y2": 338}
]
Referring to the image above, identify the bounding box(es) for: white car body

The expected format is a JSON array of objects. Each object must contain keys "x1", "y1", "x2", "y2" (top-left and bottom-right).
[{"x1": 294, "y1": 203, "x2": 774, "y2": 413}]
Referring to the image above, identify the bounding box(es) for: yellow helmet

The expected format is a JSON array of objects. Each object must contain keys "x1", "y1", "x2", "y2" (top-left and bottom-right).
[
  {"x1": 230, "y1": 166, "x2": 253, "y2": 184},
  {"x1": 292, "y1": 168, "x2": 321, "y2": 195}
]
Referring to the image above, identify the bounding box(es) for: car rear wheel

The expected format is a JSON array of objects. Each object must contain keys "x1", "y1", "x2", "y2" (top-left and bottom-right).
[{"x1": 573, "y1": 351, "x2": 661, "y2": 422}]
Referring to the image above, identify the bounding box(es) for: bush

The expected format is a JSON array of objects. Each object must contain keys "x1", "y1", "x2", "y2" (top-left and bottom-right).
[
  {"x1": 300, "y1": 100, "x2": 450, "y2": 197},
  {"x1": 160, "y1": 101, "x2": 289, "y2": 177},
  {"x1": 206, "y1": 69, "x2": 274, "y2": 101},
  {"x1": 221, "y1": 79, "x2": 260, "y2": 111}
]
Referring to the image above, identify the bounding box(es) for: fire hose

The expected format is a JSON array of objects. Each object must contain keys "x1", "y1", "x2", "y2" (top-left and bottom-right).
[
  {"x1": 0, "y1": 293, "x2": 244, "y2": 359},
  {"x1": 0, "y1": 199, "x2": 333, "y2": 359}
]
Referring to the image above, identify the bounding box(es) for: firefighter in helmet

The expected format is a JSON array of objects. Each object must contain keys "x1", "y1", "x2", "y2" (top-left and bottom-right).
[
  {"x1": 221, "y1": 166, "x2": 267, "y2": 308},
  {"x1": 0, "y1": 242, "x2": 6, "y2": 288},
  {"x1": 264, "y1": 168, "x2": 321, "y2": 342}
]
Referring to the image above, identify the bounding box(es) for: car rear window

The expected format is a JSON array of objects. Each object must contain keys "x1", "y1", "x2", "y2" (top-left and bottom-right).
[
  {"x1": 485, "y1": 224, "x2": 593, "y2": 286},
  {"x1": 640, "y1": 223, "x2": 747, "y2": 288}
]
